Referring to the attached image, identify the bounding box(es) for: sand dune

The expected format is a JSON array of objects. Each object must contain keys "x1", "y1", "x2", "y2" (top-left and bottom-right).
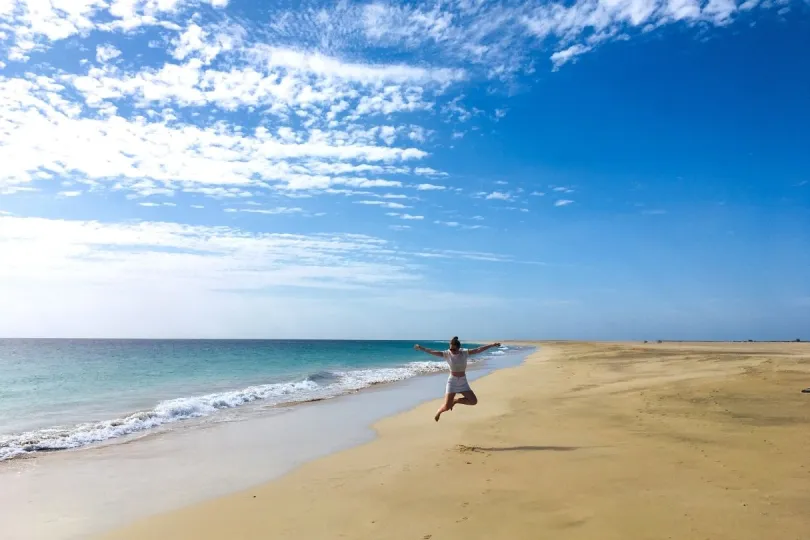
[{"x1": 101, "y1": 342, "x2": 810, "y2": 540}]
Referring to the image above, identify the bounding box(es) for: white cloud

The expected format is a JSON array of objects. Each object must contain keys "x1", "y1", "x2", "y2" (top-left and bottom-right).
[
  {"x1": 494, "y1": 108, "x2": 507, "y2": 120},
  {"x1": 379, "y1": 125, "x2": 398, "y2": 145},
  {"x1": 435, "y1": 220, "x2": 459, "y2": 227},
  {"x1": 485, "y1": 191, "x2": 512, "y2": 201},
  {"x1": 249, "y1": 45, "x2": 465, "y2": 86},
  {"x1": 550, "y1": 45, "x2": 592, "y2": 70},
  {"x1": 414, "y1": 248, "x2": 511, "y2": 262},
  {"x1": 443, "y1": 95, "x2": 477, "y2": 122},
  {"x1": 389, "y1": 224, "x2": 411, "y2": 230},
  {"x1": 554, "y1": 199, "x2": 574, "y2": 207},
  {"x1": 388, "y1": 212, "x2": 424, "y2": 221},
  {"x1": 354, "y1": 200, "x2": 409, "y2": 209},
  {"x1": 1, "y1": 1, "x2": 230, "y2": 61},
  {"x1": 414, "y1": 167, "x2": 448, "y2": 177},
  {"x1": 0, "y1": 76, "x2": 429, "y2": 197},
  {"x1": 137, "y1": 201, "x2": 175, "y2": 207},
  {"x1": 57, "y1": 190, "x2": 82, "y2": 197},
  {"x1": 345, "y1": 178, "x2": 402, "y2": 188},
  {"x1": 408, "y1": 126, "x2": 429, "y2": 143},
  {"x1": 170, "y1": 22, "x2": 241, "y2": 64},
  {"x1": 96, "y1": 44, "x2": 122, "y2": 63},
  {"x1": 226, "y1": 207, "x2": 304, "y2": 215},
  {"x1": 472, "y1": 215, "x2": 484, "y2": 220},
  {"x1": 531, "y1": 191, "x2": 545, "y2": 196},
  {"x1": 0, "y1": 215, "x2": 420, "y2": 299},
  {"x1": 351, "y1": 0, "x2": 767, "y2": 76},
  {"x1": 702, "y1": 0, "x2": 738, "y2": 23},
  {"x1": 65, "y1": 43, "x2": 460, "y2": 126},
  {"x1": 0, "y1": 0, "x2": 777, "y2": 81},
  {"x1": 190, "y1": 204, "x2": 204, "y2": 209},
  {"x1": 416, "y1": 183, "x2": 446, "y2": 191},
  {"x1": 451, "y1": 131, "x2": 465, "y2": 139}
]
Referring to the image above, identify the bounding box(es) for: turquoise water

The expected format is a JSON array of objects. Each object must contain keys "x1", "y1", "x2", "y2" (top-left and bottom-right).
[{"x1": 0, "y1": 339, "x2": 520, "y2": 460}]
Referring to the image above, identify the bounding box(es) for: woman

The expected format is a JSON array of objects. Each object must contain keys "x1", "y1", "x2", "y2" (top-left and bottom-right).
[{"x1": 414, "y1": 337, "x2": 501, "y2": 422}]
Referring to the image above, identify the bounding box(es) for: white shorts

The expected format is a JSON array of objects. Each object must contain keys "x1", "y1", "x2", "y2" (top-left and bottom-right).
[{"x1": 446, "y1": 374, "x2": 472, "y2": 394}]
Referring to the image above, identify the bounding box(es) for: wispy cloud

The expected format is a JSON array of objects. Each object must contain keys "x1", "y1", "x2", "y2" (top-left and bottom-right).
[
  {"x1": 386, "y1": 212, "x2": 423, "y2": 220},
  {"x1": 138, "y1": 201, "x2": 175, "y2": 207},
  {"x1": 434, "y1": 220, "x2": 486, "y2": 230},
  {"x1": 414, "y1": 248, "x2": 512, "y2": 263},
  {"x1": 354, "y1": 200, "x2": 409, "y2": 209},
  {"x1": 485, "y1": 191, "x2": 512, "y2": 201},
  {"x1": 0, "y1": 215, "x2": 419, "y2": 292},
  {"x1": 554, "y1": 199, "x2": 574, "y2": 207},
  {"x1": 416, "y1": 183, "x2": 446, "y2": 191},
  {"x1": 414, "y1": 167, "x2": 448, "y2": 177},
  {"x1": 550, "y1": 45, "x2": 592, "y2": 71},
  {"x1": 349, "y1": 0, "x2": 764, "y2": 77},
  {"x1": 225, "y1": 207, "x2": 304, "y2": 215}
]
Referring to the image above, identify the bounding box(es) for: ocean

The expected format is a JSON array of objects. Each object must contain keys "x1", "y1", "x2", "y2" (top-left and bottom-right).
[{"x1": 0, "y1": 339, "x2": 518, "y2": 461}]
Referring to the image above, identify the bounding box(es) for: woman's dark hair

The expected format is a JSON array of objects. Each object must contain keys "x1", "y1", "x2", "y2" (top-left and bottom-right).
[{"x1": 450, "y1": 336, "x2": 461, "y2": 349}]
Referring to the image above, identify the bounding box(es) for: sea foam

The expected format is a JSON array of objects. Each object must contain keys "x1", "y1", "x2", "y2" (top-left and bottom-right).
[{"x1": 0, "y1": 358, "x2": 460, "y2": 461}]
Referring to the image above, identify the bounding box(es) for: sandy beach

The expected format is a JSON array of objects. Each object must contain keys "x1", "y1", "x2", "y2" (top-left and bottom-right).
[{"x1": 100, "y1": 341, "x2": 810, "y2": 540}]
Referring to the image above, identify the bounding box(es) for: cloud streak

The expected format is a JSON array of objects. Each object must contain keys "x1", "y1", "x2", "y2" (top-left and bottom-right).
[{"x1": 0, "y1": 215, "x2": 415, "y2": 292}]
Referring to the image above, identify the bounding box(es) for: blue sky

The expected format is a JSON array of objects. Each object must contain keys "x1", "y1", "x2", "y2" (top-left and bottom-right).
[{"x1": 0, "y1": 0, "x2": 807, "y2": 340}]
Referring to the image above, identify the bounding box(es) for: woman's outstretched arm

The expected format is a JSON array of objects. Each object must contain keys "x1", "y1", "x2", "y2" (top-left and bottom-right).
[
  {"x1": 468, "y1": 342, "x2": 501, "y2": 355},
  {"x1": 414, "y1": 344, "x2": 445, "y2": 358}
]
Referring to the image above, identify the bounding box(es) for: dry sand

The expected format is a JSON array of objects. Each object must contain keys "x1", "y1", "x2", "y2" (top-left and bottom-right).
[{"x1": 100, "y1": 342, "x2": 810, "y2": 540}]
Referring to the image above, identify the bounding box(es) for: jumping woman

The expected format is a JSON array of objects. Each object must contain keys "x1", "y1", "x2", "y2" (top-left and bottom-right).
[{"x1": 414, "y1": 337, "x2": 501, "y2": 422}]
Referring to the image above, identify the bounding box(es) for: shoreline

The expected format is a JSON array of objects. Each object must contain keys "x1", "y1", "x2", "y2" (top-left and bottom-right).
[
  {"x1": 0, "y1": 341, "x2": 503, "y2": 462},
  {"x1": 0, "y1": 346, "x2": 532, "y2": 540},
  {"x1": 99, "y1": 341, "x2": 810, "y2": 540}
]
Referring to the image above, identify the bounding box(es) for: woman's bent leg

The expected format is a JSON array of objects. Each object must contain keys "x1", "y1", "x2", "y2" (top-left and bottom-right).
[
  {"x1": 435, "y1": 392, "x2": 456, "y2": 422},
  {"x1": 454, "y1": 390, "x2": 478, "y2": 406}
]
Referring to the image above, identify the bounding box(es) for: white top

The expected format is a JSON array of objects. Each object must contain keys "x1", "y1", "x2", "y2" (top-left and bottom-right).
[{"x1": 443, "y1": 349, "x2": 469, "y2": 373}]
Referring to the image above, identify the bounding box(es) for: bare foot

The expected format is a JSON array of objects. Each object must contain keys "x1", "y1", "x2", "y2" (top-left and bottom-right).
[{"x1": 434, "y1": 412, "x2": 441, "y2": 422}]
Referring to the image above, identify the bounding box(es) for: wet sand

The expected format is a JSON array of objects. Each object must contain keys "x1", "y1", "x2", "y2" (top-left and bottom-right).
[{"x1": 101, "y1": 342, "x2": 810, "y2": 540}]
